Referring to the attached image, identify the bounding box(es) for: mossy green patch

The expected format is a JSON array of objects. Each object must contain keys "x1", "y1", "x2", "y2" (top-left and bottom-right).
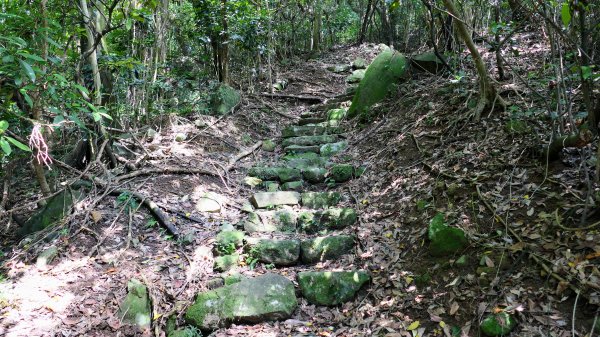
[
  {"x1": 251, "y1": 239, "x2": 300, "y2": 266},
  {"x1": 210, "y1": 83, "x2": 241, "y2": 115},
  {"x1": 281, "y1": 180, "x2": 304, "y2": 191},
  {"x1": 300, "y1": 235, "x2": 355, "y2": 263},
  {"x1": 330, "y1": 164, "x2": 354, "y2": 182},
  {"x1": 297, "y1": 271, "x2": 370, "y2": 306},
  {"x1": 320, "y1": 141, "x2": 347, "y2": 157},
  {"x1": 19, "y1": 188, "x2": 83, "y2": 238},
  {"x1": 480, "y1": 312, "x2": 517, "y2": 336},
  {"x1": 301, "y1": 192, "x2": 341, "y2": 209},
  {"x1": 427, "y1": 213, "x2": 468, "y2": 257},
  {"x1": 348, "y1": 47, "x2": 408, "y2": 120},
  {"x1": 282, "y1": 135, "x2": 339, "y2": 147},
  {"x1": 302, "y1": 167, "x2": 328, "y2": 183},
  {"x1": 214, "y1": 254, "x2": 239, "y2": 272},
  {"x1": 262, "y1": 139, "x2": 276, "y2": 152},
  {"x1": 118, "y1": 279, "x2": 152, "y2": 328}
]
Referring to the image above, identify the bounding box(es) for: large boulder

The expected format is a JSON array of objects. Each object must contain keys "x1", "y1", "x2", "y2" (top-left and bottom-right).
[
  {"x1": 185, "y1": 273, "x2": 297, "y2": 330},
  {"x1": 428, "y1": 213, "x2": 468, "y2": 257},
  {"x1": 209, "y1": 83, "x2": 241, "y2": 115},
  {"x1": 347, "y1": 47, "x2": 408, "y2": 119},
  {"x1": 118, "y1": 279, "x2": 152, "y2": 329},
  {"x1": 297, "y1": 271, "x2": 370, "y2": 306},
  {"x1": 410, "y1": 51, "x2": 445, "y2": 74}
]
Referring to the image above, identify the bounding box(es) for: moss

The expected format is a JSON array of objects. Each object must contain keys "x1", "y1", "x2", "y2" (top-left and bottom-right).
[
  {"x1": 210, "y1": 83, "x2": 241, "y2": 115},
  {"x1": 118, "y1": 279, "x2": 152, "y2": 328},
  {"x1": 216, "y1": 231, "x2": 245, "y2": 249},
  {"x1": 302, "y1": 167, "x2": 328, "y2": 183},
  {"x1": 348, "y1": 47, "x2": 408, "y2": 120},
  {"x1": 330, "y1": 164, "x2": 354, "y2": 182},
  {"x1": 297, "y1": 271, "x2": 370, "y2": 306},
  {"x1": 262, "y1": 139, "x2": 276, "y2": 152},
  {"x1": 19, "y1": 188, "x2": 82, "y2": 238},
  {"x1": 214, "y1": 254, "x2": 239, "y2": 272},
  {"x1": 253, "y1": 239, "x2": 301, "y2": 266},
  {"x1": 480, "y1": 312, "x2": 517, "y2": 336},
  {"x1": 281, "y1": 135, "x2": 339, "y2": 148},
  {"x1": 300, "y1": 235, "x2": 355, "y2": 263},
  {"x1": 320, "y1": 141, "x2": 347, "y2": 157},
  {"x1": 281, "y1": 181, "x2": 304, "y2": 191},
  {"x1": 301, "y1": 192, "x2": 341, "y2": 209},
  {"x1": 327, "y1": 108, "x2": 347, "y2": 121},
  {"x1": 248, "y1": 167, "x2": 301, "y2": 183},
  {"x1": 320, "y1": 208, "x2": 357, "y2": 229}
]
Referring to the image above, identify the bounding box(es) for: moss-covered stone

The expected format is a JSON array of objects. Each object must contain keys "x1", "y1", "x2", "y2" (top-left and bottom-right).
[
  {"x1": 301, "y1": 192, "x2": 341, "y2": 209},
  {"x1": 210, "y1": 83, "x2": 241, "y2": 115},
  {"x1": 282, "y1": 135, "x2": 339, "y2": 148},
  {"x1": 262, "y1": 139, "x2": 276, "y2": 152},
  {"x1": 427, "y1": 213, "x2": 468, "y2": 257},
  {"x1": 298, "y1": 117, "x2": 327, "y2": 126},
  {"x1": 352, "y1": 58, "x2": 368, "y2": 69},
  {"x1": 250, "y1": 191, "x2": 301, "y2": 208},
  {"x1": 327, "y1": 64, "x2": 351, "y2": 73},
  {"x1": 346, "y1": 69, "x2": 366, "y2": 84},
  {"x1": 168, "y1": 327, "x2": 202, "y2": 337},
  {"x1": 330, "y1": 164, "x2": 354, "y2": 182},
  {"x1": 284, "y1": 145, "x2": 321, "y2": 154},
  {"x1": 280, "y1": 180, "x2": 304, "y2": 191},
  {"x1": 320, "y1": 141, "x2": 348, "y2": 157},
  {"x1": 480, "y1": 312, "x2": 517, "y2": 336},
  {"x1": 297, "y1": 211, "x2": 316, "y2": 232},
  {"x1": 348, "y1": 47, "x2": 408, "y2": 120},
  {"x1": 282, "y1": 125, "x2": 341, "y2": 138},
  {"x1": 214, "y1": 254, "x2": 239, "y2": 272},
  {"x1": 283, "y1": 152, "x2": 328, "y2": 170},
  {"x1": 263, "y1": 181, "x2": 280, "y2": 192},
  {"x1": 244, "y1": 209, "x2": 297, "y2": 233},
  {"x1": 300, "y1": 235, "x2": 355, "y2": 263},
  {"x1": 247, "y1": 167, "x2": 301, "y2": 183},
  {"x1": 250, "y1": 239, "x2": 300, "y2": 266},
  {"x1": 224, "y1": 273, "x2": 245, "y2": 286},
  {"x1": 19, "y1": 188, "x2": 83, "y2": 238},
  {"x1": 327, "y1": 108, "x2": 347, "y2": 122},
  {"x1": 216, "y1": 231, "x2": 245, "y2": 251},
  {"x1": 297, "y1": 271, "x2": 370, "y2": 306},
  {"x1": 411, "y1": 51, "x2": 445, "y2": 74},
  {"x1": 303, "y1": 167, "x2": 328, "y2": 183},
  {"x1": 185, "y1": 273, "x2": 297, "y2": 330},
  {"x1": 118, "y1": 279, "x2": 152, "y2": 328},
  {"x1": 300, "y1": 208, "x2": 357, "y2": 233}
]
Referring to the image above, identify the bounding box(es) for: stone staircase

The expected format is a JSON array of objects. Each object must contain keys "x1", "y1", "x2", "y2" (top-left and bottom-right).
[{"x1": 181, "y1": 107, "x2": 370, "y2": 332}]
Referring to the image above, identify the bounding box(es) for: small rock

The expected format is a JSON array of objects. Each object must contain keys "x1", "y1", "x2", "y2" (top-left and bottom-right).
[
  {"x1": 480, "y1": 312, "x2": 517, "y2": 336},
  {"x1": 428, "y1": 213, "x2": 468, "y2": 257},
  {"x1": 262, "y1": 139, "x2": 276, "y2": 152},
  {"x1": 146, "y1": 128, "x2": 158, "y2": 139},
  {"x1": 250, "y1": 191, "x2": 301, "y2": 208},
  {"x1": 244, "y1": 209, "x2": 297, "y2": 233},
  {"x1": 36, "y1": 245, "x2": 58, "y2": 268},
  {"x1": 214, "y1": 254, "x2": 239, "y2": 272},
  {"x1": 297, "y1": 271, "x2": 370, "y2": 306},
  {"x1": 263, "y1": 181, "x2": 280, "y2": 192},
  {"x1": 119, "y1": 279, "x2": 152, "y2": 328},
  {"x1": 320, "y1": 141, "x2": 348, "y2": 157},
  {"x1": 345, "y1": 69, "x2": 366, "y2": 84},
  {"x1": 327, "y1": 64, "x2": 351, "y2": 73},
  {"x1": 244, "y1": 176, "x2": 263, "y2": 187},
  {"x1": 330, "y1": 164, "x2": 354, "y2": 182},
  {"x1": 352, "y1": 58, "x2": 368, "y2": 69},
  {"x1": 175, "y1": 133, "x2": 187, "y2": 142},
  {"x1": 327, "y1": 108, "x2": 347, "y2": 122},
  {"x1": 455, "y1": 255, "x2": 469, "y2": 267},
  {"x1": 185, "y1": 273, "x2": 297, "y2": 330},
  {"x1": 301, "y1": 192, "x2": 341, "y2": 209},
  {"x1": 281, "y1": 181, "x2": 304, "y2": 191},
  {"x1": 195, "y1": 198, "x2": 221, "y2": 213},
  {"x1": 300, "y1": 235, "x2": 355, "y2": 263},
  {"x1": 215, "y1": 231, "x2": 245, "y2": 253}
]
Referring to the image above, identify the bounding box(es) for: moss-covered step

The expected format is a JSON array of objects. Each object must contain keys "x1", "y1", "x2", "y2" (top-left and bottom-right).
[
  {"x1": 281, "y1": 135, "x2": 339, "y2": 148},
  {"x1": 248, "y1": 167, "x2": 301, "y2": 183},
  {"x1": 185, "y1": 273, "x2": 297, "y2": 330},
  {"x1": 320, "y1": 141, "x2": 348, "y2": 157},
  {"x1": 301, "y1": 192, "x2": 341, "y2": 209},
  {"x1": 281, "y1": 181, "x2": 304, "y2": 191},
  {"x1": 327, "y1": 108, "x2": 347, "y2": 122},
  {"x1": 246, "y1": 238, "x2": 300, "y2": 266},
  {"x1": 330, "y1": 164, "x2": 355, "y2": 182},
  {"x1": 348, "y1": 46, "x2": 408, "y2": 120},
  {"x1": 284, "y1": 145, "x2": 321, "y2": 154},
  {"x1": 300, "y1": 235, "x2": 355, "y2": 263},
  {"x1": 282, "y1": 152, "x2": 329, "y2": 170},
  {"x1": 297, "y1": 271, "x2": 370, "y2": 306},
  {"x1": 250, "y1": 191, "x2": 301, "y2": 208},
  {"x1": 282, "y1": 125, "x2": 341, "y2": 138},
  {"x1": 428, "y1": 213, "x2": 468, "y2": 257},
  {"x1": 243, "y1": 209, "x2": 297, "y2": 233},
  {"x1": 302, "y1": 167, "x2": 328, "y2": 183},
  {"x1": 298, "y1": 117, "x2": 327, "y2": 126},
  {"x1": 298, "y1": 208, "x2": 357, "y2": 234}
]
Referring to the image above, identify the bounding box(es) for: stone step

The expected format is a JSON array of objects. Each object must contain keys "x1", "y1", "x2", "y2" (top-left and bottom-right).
[
  {"x1": 281, "y1": 180, "x2": 304, "y2": 191},
  {"x1": 185, "y1": 273, "x2": 297, "y2": 330},
  {"x1": 282, "y1": 125, "x2": 341, "y2": 138},
  {"x1": 301, "y1": 191, "x2": 341, "y2": 209},
  {"x1": 302, "y1": 167, "x2": 327, "y2": 183},
  {"x1": 319, "y1": 140, "x2": 348, "y2": 156},
  {"x1": 300, "y1": 235, "x2": 355, "y2": 263},
  {"x1": 248, "y1": 167, "x2": 301, "y2": 183},
  {"x1": 250, "y1": 191, "x2": 301, "y2": 208},
  {"x1": 281, "y1": 135, "x2": 339, "y2": 148},
  {"x1": 242, "y1": 207, "x2": 357, "y2": 234},
  {"x1": 284, "y1": 145, "x2": 321, "y2": 154},
  {"x1": 282, "y1": 152, "x2": 329, "y2": 170},
  {"x1": 298, "y1": 117, "x2": 327, "y2": 126},
  {"x1": 245, "y1": 238, "x2": 301, "y2": 266},
  {"x1": 297, "y1": 271, "x2": 370, "y2": 306}
]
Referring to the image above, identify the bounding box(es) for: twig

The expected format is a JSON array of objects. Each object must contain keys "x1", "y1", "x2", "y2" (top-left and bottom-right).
[
  {"x1": 260, "y1": 92, "x2": 324, "y2": 103},
  {"x1": 553, "y1": 209, "x2": 600, "y2": 232},
  {"x1": 225, "y1": 141, "x2": 263, "y2": 171}
]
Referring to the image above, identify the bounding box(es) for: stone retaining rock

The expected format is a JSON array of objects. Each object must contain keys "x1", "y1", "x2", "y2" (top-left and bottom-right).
[
  {"x1": 282, "y1": 125, "x2": 341, "y2": 138},
  {"x1": 185, "y1": 273, "x2": 297, "y2": 330},
  {"x1": 301, "y1": 192, "x2": 341, "y2": 209},
  {"x1": 251, "y1": 191, "x2": 301, "y2": 208},
  {"x1": 282, "y1": 135, "x2": 339, "y2": 148},
  {"x1": 248, "y1": 238, "x2": 301, "y2": 266},
  {"x1": 300, "y1": 235, "x2": 355, "y2": 263},
  {"x1": 297, "y1": 271, "x2": 370, "y2": 306}
]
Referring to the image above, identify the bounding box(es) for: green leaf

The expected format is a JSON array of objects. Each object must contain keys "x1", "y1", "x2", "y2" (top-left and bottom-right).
[
  {"x1": 92, "y1": 111, "x2": 101, "y2": 122},
  {"x1": 17, "y1": 52, "x2": 45, "y2": 62},
  {"x1": 126, "y1": 18, "x2": 133, "y2": 30},
  {"x1": 19, "y1": 89, "x2": 33, "y2": 108},
  {"x1": 18, "y1": 59, "x2": 36, "y2": 82},
  {"x1": 2, "y1": 55, "x2": 14, "y2": 63},
  {"x1": 561, "y1": 3, "x2": 571, "y2": 27},
  {"x1": 73, "y1": 84, "x2": 89, "y2": 96},
  {"x1": 5, "y1": 136, "x2": 31, "y2": 152},
  {"x1": 0, "y1": 121, "x2": 8, "y2": 132},
  {"x1": 582, "y1": 66, "x2": 592, "y2": 80},
  {"x1": 0, "y1": 138, "x2": 12, "y2": 156}
]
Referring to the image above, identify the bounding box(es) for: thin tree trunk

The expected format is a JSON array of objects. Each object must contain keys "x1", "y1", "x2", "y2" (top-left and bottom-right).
[
  {"x1": 358, "y1": 0, "x2": 374, "y2": 44},
  {"x1": 442, "y1": 0, "x2": 507, "y2": 120}
]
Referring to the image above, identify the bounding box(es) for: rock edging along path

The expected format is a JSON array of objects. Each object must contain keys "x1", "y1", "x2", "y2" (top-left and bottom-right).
[{"x1": 183, "y1": 92, "x2": 370, "y2": 332}]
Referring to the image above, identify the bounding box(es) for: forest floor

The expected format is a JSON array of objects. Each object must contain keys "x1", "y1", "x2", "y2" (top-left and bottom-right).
[{"x1": 1, "y1": 40, "x2": 599, "y2": 337}]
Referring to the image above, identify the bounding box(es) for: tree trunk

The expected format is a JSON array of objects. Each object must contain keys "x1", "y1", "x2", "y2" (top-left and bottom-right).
[
  {"x1": 311, "y1": 1, "x2": 322, "y2": 51},
  {"x1": 80, "y1": 0, "x2": 102, "y2": 105},
  {"x1": 442, "y1": 0, "x2": 507, "y2": 120},
  {"x1": 358, "y1": 0, "x2": 374, "y2": 44}
]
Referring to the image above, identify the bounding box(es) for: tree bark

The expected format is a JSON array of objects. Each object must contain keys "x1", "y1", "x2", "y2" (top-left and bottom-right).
[
  {"x1": 358, "y1": 0, "x2": 374, "y2": 44},
  {"x1": 442, "y1": 0, "x2": 507, "y2": 120}
]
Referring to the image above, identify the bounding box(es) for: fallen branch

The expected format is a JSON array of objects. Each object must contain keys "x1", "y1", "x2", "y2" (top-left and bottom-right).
[
  {"x1": 542, "y1": 130, "x2": 593, "y2": 161},
  {"x1": 260, "y1": 92, "x2": 324, "y2": 103},
  {"x1": 225, "y1": 141, "x2": 262, "y2": 172},
  {"x1": 115, "y1": 166, "x2": 217, "y2": 183}
]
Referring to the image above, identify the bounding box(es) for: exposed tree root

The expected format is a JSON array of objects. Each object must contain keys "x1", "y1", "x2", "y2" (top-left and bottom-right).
[
  {"x1": 260, "y1": 92, "x2": 324, "y2": 103},
  {"x1": 225, "y1": 141, "x2": 262, "y2": 172}
]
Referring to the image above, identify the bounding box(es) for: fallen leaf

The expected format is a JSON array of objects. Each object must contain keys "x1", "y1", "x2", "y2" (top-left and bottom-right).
[{"x1": 407, "y1": 321, "x2": 420, "y2": 330}]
